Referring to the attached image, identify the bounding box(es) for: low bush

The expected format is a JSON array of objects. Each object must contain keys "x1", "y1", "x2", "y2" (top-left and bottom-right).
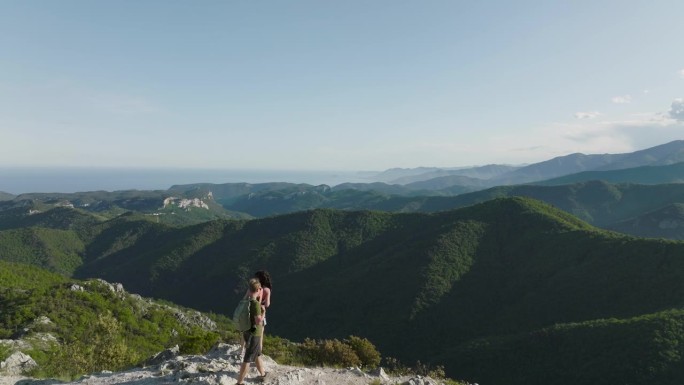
[
  {"x1": 345, "y1": 336, "x2": 381, "y2": 368},
  {"x1": 300, "y1": 338, "x2": 361, "y2": 368}
]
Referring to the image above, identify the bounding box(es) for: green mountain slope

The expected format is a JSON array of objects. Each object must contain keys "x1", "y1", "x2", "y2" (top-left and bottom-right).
[
  {"x1": 0, "y1": 260, "x2": 225, "y2": 379},
  {"x1": 0, "y1": 206, "x2": 102, "y2": 233},
  {"x1": 4, "y1": 190, "x2": 246, "y2": 226},
  {"x1": 0, "y1": 227, "x2": 85, "y2": 275},
  {"x1": 444, "y1": 309, "x2": 684, "y2": 385},
  {"x1": 76, "y1": 209, "x2": 397, "y2": 308},
  {"x1": 269, "y1": 200, "x2": 684, "y2": 352},
  {"x1": 36, "y1": 197, "x2": 681, "y2": 384},
  {"x1": 171, "y1": 180, "x2": 684, "y2": 240},
  {"x1": 607, "y1": 203, "x2": 684, "y2": 240},
  {"x1": 537, "y1": 161, "x2": 684, "y2": 186},
  {"x1": 392, "y1": 181, "x2": 684, "y2": 237},
  {"x1": 5, "y1": 197, "x2": 684, "y2": 383}
]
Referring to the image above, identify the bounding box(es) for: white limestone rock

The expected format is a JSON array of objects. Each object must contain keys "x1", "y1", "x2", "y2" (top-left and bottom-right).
[{"x1": 0, "y1": 352, "x2": 37, "y2": 375}]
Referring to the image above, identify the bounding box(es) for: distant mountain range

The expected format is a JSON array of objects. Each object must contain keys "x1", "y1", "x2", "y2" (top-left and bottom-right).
[
  {"x1": 4, "y1": 140, "x2": 684, "y2": 200},
  {"x1": 386, "y1": 164, "x2": 520, "y2": 185},
  {"x1": 1, "y1": 140, "x2": 684, "y2": 239},
  {"x1": 3, "y1": 177, "x2": 684, "y2": 240},
  {"x1": 366, "y1": 140, "x2": 684, "y2": 188}
]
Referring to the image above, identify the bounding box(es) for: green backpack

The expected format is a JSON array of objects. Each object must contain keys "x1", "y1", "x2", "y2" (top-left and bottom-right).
[{"x1": 232, "y1": 298, "x2": 252, "y2": 332}]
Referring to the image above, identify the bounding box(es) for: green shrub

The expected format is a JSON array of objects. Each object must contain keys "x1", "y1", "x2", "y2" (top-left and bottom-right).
[
  {"x1": 262, "y1": 335, "x2": 382, "y2": 369},
  {"x1": 300, "y1": 338, "x2": 361, "y2": 368},
  {"x1": 345, "y1": 336, "x2": 381, "y2": 368},
  {"x1": 179, "y1": 328, "x2": 220, "y2": 355},
  {"x1": 39, "y1": 312, "x2": 138, "y2": 379},
  {"x1": 0, "y1": 344, "x2": 11, "y2": 362},
  {"x1": 263, "y1": 335, "x2": 300, "y2": 365}
]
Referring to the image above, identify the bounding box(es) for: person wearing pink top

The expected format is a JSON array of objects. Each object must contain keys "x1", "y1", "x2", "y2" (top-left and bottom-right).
[{"x1": 254, "y1": 271, "x2": 271, "y2": 351}]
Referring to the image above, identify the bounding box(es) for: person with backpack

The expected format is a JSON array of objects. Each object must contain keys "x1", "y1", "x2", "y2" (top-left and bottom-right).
[{"x1": 236, "y1": 278, "x2": 267, "y2": 384}]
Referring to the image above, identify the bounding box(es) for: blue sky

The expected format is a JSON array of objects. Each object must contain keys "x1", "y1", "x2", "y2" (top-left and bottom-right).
[{"x1": 1, "y1": 1, "x2": 683, "y2": 171}]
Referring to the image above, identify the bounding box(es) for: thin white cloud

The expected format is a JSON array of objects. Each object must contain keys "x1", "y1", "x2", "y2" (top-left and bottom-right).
[
  {"x1": 504, "y1": 99, "x2": 684, "y2": 164},
  {"x1": 611, "y1": 95, "x2": 632, "y2": 104},
  {"x1": 574, "y1": 111, "x2": 601, "y2": 119},
  {"x1": 679, "y1": 68, "x2": 684, "y2": 78},
  {"x1": 669, "y1": 98, "x2": 684, "y2": 122}
]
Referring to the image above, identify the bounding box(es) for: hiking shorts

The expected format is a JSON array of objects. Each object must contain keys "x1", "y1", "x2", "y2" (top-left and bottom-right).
[{"x1": 242, "y1": 331, "x2": 262, "y2": 363}]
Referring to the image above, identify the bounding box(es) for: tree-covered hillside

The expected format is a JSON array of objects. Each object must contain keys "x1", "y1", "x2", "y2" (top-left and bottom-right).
[
  {"x1": 4, "y1": 196, "x2": 684, "y2": 384},
  {"x1": 607, "y1": 203, "x2": 684, "y2": 240},
  {"x1": 0, "y1": 260, "x2": 226, "y2": 379},
  {"x1": 537, "y1": 161, "x2": 684, "y2": 186},
  {"x1": 0, "y1": 197, "x2": 675, "y2": 384},
  {"x1": 1, "y1": 190, "x2": 247, "y2": 228},
  {"x1": 5, "y1": 173, "x2": 684, "y2": 240},
  {"x1": 398, "y1": 181, "x2": 684, "y2": 238},
  {"x1": 0, "y1": 227, "x2": 85, "y2": 275},
  {"x1": 172, "y1": 180, "x2": 684, "y2": 239},
  {"x1": 265, "y1": 199, "x2": 684, "y2": 385}
]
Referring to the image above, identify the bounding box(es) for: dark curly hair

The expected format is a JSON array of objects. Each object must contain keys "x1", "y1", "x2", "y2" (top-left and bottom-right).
[{"x1": 254, "y1": 270, "x2": 272, "y2": 289}]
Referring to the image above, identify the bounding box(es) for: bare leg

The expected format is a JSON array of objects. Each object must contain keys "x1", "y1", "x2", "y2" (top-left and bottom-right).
[
  {"x1": 255, "y1": 355, "x2": 265, "y2": 377},
  {"x1": 237, "y1": 362, "x2": 249, "y2": 384}
]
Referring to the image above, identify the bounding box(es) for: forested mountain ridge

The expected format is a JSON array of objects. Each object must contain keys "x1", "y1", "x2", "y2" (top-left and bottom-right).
[
  {"x1": 0, "y1": 260, "x2": 226, "y2": 379},
  {"x1": 3, "y1": 198, "x2": 684, "y2": 383},
  {"x1": 4, "y1": 180, "x2": 684, "y2": 242},
  {"x1": 536, "y1": 161, "x2": 684, "y2": 186},
  {"x1": 0, "y1": 189, "x2": 249, "y2": 227},
  {"x1": 204, "y1": 181, "x2": 684, "y2": 239},
  {"x1": 3, "y1": 141, "x2": 684, "y2": 239}
]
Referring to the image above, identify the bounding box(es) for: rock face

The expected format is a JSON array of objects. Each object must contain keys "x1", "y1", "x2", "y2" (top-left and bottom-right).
[
  {"x1": 0, "y1": 344, "x2": 448, "y2": 385},
  {"x1": 163, "y1": 197, "x2": 210, "y2": 210},
  {"x1": 0, "y1": 352, "x2": 37, "y2": 375}
]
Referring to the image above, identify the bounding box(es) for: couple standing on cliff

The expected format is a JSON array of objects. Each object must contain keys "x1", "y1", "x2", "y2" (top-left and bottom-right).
[{"x1": 237, "y1": 270, "x2": 272, "y2": 385}]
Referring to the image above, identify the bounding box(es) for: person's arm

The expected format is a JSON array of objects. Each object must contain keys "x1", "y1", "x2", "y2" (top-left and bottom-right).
[{"x1": 262, "y1": 287, "x2": 271, "y2": 309}]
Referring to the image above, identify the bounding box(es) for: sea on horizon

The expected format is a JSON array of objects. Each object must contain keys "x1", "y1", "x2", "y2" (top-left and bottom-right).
[{"x1": 0, "y1": 167, "x2": 374, "y2": 195}]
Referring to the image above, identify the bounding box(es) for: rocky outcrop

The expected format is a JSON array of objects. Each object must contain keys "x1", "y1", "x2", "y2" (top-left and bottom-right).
[
  {"x1": 1, "y1": 344, "x2": 452, "y2": 385},
  {"x1": 0, "y1": 352, "x2": 37, "y2": 376},
  {"x1": 163, "y1": 197, "x2": 210, "y2": 210},
  {"x1": 145, "y1": 345, "x2": 180, "y2": 366}
]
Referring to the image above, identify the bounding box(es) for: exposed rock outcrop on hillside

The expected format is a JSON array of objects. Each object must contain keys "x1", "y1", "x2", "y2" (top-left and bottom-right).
[{"x1": 1, "y1": 344, "x2": 451, "y2": 385}]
